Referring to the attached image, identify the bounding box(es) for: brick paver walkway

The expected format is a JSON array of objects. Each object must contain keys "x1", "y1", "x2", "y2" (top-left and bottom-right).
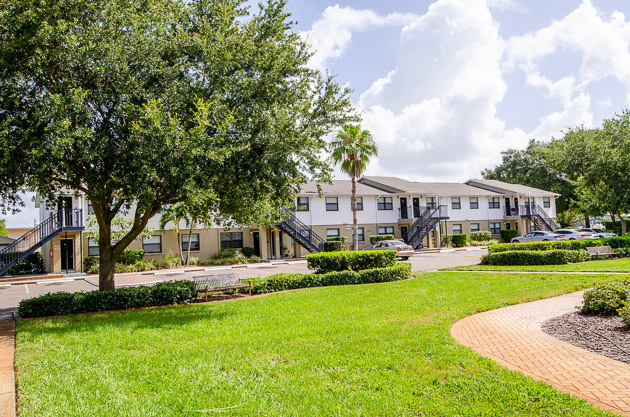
[
  {"x1": 0, "y1": 316, "x2": 15, "y2": 417},
  {"x1": 451, "y1": 291, "x2": 630, "y2": 416}
]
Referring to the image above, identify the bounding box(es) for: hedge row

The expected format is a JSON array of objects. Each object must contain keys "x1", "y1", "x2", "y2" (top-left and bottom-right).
[
  {"x1": 481, "y1": 249, "x2": 591, "y2": 266},
  {"x1": 470, "y1": 231, "x2": 492, "y2": 242},
  {"x1": 246, "y1": 263, "x2": 412, "y2": 295},
  {"x1": 488, "y1": 236, "x2": 630, "y2": 253},
  {"x1": 500, "y1": 229, "x2": 519, "y2": 242},
  {"x1": 369, "y1": 234, "x2": 395, "y2": 244},
  {"x1": 2, "y1": 252, "x2": 45, "y2": 276},
  {"x1": 306, "y1": 250, "x2": 397, "y2": 273},
  {"x1": 582, "y1": 280, "x2": 630, "y2": 315},
  {"x1": 451, "y1": 234, "x2": 467, "y2": 247},
  {"x1": 18, "y1": 280, "x2": 196, "y2": 318}
]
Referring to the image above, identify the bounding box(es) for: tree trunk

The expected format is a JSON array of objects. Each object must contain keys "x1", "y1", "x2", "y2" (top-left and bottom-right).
[
  {"x1": 351, "y1": 176, "x2": 358, "y2": 251},
  {"x1": 98, "y1": 228, "x2": 116, "y2": 292},
  {"x1": 611, "y1": 213, "x2": 617, "y2": 232},
  {"x1": 185, "y1": 223, "x2": 194, "y2": 266},
  {"x1": 622, "y1": 217, "x2": 628, "y2": 236},
  {"x1": 585, "y1": 215, "x2": 591, "y2": 228}
]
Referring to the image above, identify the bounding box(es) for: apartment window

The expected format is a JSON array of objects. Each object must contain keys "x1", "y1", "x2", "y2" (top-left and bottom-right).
[
  {"x1": 87, "y1": 201, "x2": 94, "y2": 215},
  {"x1": 142, "y1": 235, "x2": 162, "y2": 253},
  {"x1": 543, "y1": 197, "x2": 551, "y2": 208},
  {"x1": 220, "y1": 232, "x2": 243, "y2": 249},
  {"x1": 378, "y1": 226, "x2": 394, "y2": 235},
  {"x1": 451, "y1": 197, "x2": 461, "y2": 210},
  {"x1": 181, "y1": 233, "x2": 200, "y2": 252},
  {"x1": 453, "y1": 224, "x2": 462, "y2": 234},
  {"x1": 470, "y1": 223, "x2": 480, "y2": 232},
  {"x1": 470, "y1": 197, "x2": 479, "y2": 209},
  {"x1": 351, "y1": 197, "x2": 363, "y2": 211},
  {"x1": 326, "y1": 228, "x2": 340, "y2": 238},
  {"x1": 296, "y1": 197, "x2": 309, "y2": 212},
  {"x1": 490, "y1": 222, "x2": 501, "y2": 234},
  {"x1": 377, "y1": 197, "x2": 393, "y2": 210},
  {"x1": 357, "y1": 227, "x2": 364, "y2": 242},
  {"x1": 325, "y1": 197, "x2": 338, "y2": 211},
  {"x1": 426, "y1": 197, "x2": 437, "y2": 209},
  {"x1": 87, "y1": 238, "x2": 99, "y2": 256},
  {"x1": 489, "y1": 197, "x2": 500, "y2": 209}
]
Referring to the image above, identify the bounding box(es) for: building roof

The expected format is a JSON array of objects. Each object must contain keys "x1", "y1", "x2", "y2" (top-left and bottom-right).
[
  {"x1": 466, "y1": 179, "x2": 560, "y2": 197},
  {"x1": 299, "y1": 180, "x2": 389, "y2": 196},
  {"x1": 360, "y1": 176, "x2": 499, "y2": 196},
  {"x1": 0, "y1": 235, "x2": 15, "y2": 245}
]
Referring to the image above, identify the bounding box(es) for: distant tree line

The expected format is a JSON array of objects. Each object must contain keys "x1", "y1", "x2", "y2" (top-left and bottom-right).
[{"x1": 483, "y1": 109, "x2": 630, "y2": 235}]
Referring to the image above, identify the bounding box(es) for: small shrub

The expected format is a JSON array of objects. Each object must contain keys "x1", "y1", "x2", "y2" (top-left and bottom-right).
[
  {"x1": 84, "y1": 257, "x2": 99, "y2": 274},
  {"x1": 306, "y1": 250, "x2": 397, "y2": 273},
  {"x1": 155, "y1": 252, "x2": 182, "y2": 268},
  {"x1": 4, "y1": 252, "x2": 45, "y2": 275},
  {"x1": 369, "y1": 234, "x2": 395, "y2": 244},
  {"x1": 17, "y1": 280, "x2": 196, "y2": 318},
  {"x1": 481, "y1": 249, "x2": 591, "y2": 266},
  {"x1": 488, "y1": 236, "x2": 630, "y2": 253},
  {"x1": 117, "y1": 249, "x2": 145, "y2": 265},
  {"x1": 467, "y1": 239, "x2": 498, "y2": 247},
  {"x1": 582, "y1": 280, "x2": 630, "y2": 315},
  {"x1": 323, "y1": 238, "x2": 345, "y2": 252},
  {"x1": 500, "y1": 230, "x2": 519, "y2": 243},
  {"x1": 241, "y1": 247, "x2": 256, "y2": 257},
  {"x1": 441, "y1": 235, "x2": 452, "y2": 248},
  {"x1": 615, "y1": 248, "x2": 630, "y2": 258},
  {"x1": 246, "y1": 263, "x2": 412, "y2": 295},
  {"x1": 451, "y1": 234, "x2": 467, "y2": 247},
  {"x1": 618, "y1": 303, "x2": 630, "y2": 327},
  {"x1": 470, "y1": 231, "x2": 491, "y2": 242}
]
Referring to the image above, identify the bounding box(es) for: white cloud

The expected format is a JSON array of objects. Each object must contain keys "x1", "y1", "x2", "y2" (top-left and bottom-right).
[{"x1": 302, "y1": 6, "x2": 417, "y2": 71}]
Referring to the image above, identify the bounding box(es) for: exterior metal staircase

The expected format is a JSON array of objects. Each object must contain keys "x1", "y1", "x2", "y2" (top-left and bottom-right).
[
  {"x1": 0, "y1": 209, "x2": 84, "y2": 276},
  {"x1": 519, "y1": 204, "x2": 559, "y2": 232},
  {"x1": 274, "y1": 210, "x2": 324, "y2": 253},
  {"x1": 403, "y1": 205, "x2": 449, "y2": 249}
]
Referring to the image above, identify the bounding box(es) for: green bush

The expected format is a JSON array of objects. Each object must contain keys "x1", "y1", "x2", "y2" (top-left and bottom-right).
[
  {"x1": 246, "y1": 263, "x2": 412, "y2": 295},
  {"x1": 616, "y1": 248, "x2": 630, "y2": 258},
  {"x1": 323, "y1": 236, "x2": 346, "y2": 252},
  {"x1": 441, "y1": 235, "x2": 452, "y2": 248},
  {"x1": 241, "y1": 247, "x2": 256, "y2": 257},
  {"x1": 467, "y1": 239, "x2": 499, "y2": 247},
  {"x1": 306, "y1": 250, "x2": 397, "y2": 273},
  {"x1": 4, "y1": 252, "x2": 45, "y2": 275},
  {"x1": 582, "y1": 280, "x2": 630, "y2": 315},
  {"x1": 117, "y1": 249, "x2": 145, "y2": 265},
  {"x1": 469, "y1": 231, "x2": 491, "y2": 242},
  {"x1": 481, "y1": 250, "x2": 591, "y2": 266},
  {"x1": 83, "y1": 257, "x2": 99, "y2": 274},
  {"x1": 17, "y1": 280, "x2": 196, "y2": 318},
  {"x1": 489, "y1": 236, "x2": 630, "y2": 253},
  {"x1": 618, "y1": 303, "x2": 630, "y2": 328},
  {"x1": 500, "y1": 230, "x2": 519, "y2": 243},
  {"x1": 154, "y1": 252, "x2": 182, "y2": 268},
  {"x1": 369, "y1": 234, "x2": 395, "y2": 244},
  {"x1": 451, "y1": 234, "x2": 467, "y2": 247}
]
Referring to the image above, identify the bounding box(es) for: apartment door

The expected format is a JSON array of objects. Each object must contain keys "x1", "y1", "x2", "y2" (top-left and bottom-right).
[
  {"x1": 60, "y1": 238, "x2": 74, "y2": 271},
  {"x1": 505, "y1": 197, "x2": 511, "y2": 216},
  {"x1": 252, "y1": 232, "x2": 260, "y2": 257},
  {"x1": 412, "y1": 198, "x2": 420, "y2": 218},
  {"x1": 400, "y1": 197, "x2": 408, "y2": 219},
  {"x1": 401, "y1": 226, "x2": 408, "y2": 243}
]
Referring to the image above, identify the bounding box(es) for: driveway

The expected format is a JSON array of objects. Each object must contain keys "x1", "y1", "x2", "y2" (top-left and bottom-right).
[{"x1": 0, "y1": 247, "x2": 486, "y2": 316}]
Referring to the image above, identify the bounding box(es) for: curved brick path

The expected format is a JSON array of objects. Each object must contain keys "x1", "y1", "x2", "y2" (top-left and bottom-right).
[{"x1": 451, "y1": 291, "x2": 630, "y2": 416}]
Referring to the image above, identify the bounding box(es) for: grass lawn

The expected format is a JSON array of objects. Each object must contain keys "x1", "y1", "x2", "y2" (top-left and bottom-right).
[
  {"x1": 16, "y1": 272, "x2": 622, "y2": 416},
  {"x1": 445, "y1": 257, "x2": 630, "y2": 273}
]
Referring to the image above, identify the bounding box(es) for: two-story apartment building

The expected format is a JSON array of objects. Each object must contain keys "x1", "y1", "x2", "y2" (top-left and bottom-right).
[{"x1": 0, "y1": 177, "x2": 560, "y2": 275}]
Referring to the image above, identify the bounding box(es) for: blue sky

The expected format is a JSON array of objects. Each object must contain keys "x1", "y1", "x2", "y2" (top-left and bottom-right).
[{"x1": 5, "y1": 0, "x2": 630, "y2": 227}]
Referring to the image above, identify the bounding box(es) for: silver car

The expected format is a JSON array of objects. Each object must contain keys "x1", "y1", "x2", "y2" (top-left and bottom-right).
[
  {"x1": 577, "y1": 228, "x2": 618, "y2": 238},
  {"x1": 511, "y1": 231, "x2": 566, "y2": 243},
  {"x1": 553, "y1": 229, "x2": 593, "y2": 240},
  {"x1": 364, "y1": 240, "x2": 414, "y2": 260}
]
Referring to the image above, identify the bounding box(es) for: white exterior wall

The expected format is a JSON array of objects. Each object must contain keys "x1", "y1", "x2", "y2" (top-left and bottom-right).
[{"x1": 294, "y1": 195, "x2": 398, "y2": 226}]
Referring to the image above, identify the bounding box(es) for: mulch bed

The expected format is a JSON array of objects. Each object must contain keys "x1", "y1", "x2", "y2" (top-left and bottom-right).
[{"x1": 542, "y1": 312, "x2": 630, "y2": 364}]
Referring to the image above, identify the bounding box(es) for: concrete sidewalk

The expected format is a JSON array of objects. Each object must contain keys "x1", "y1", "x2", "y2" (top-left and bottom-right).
[{"x1": 451, "y1": 291, "x2": 630, "y2": 416}]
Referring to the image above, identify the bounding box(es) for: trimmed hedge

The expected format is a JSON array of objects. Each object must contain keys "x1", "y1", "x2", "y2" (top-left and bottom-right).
[
  {"x1": 481, "y1": 249, "x2": 591, "y2": 266},
  {"x1": 241, "y1": 247, "x2": 256, "y2": 257},
  {"x1": 500, "y1": 229, "x2": 519, "y2": 242},
  {"x1": 246, "y1": 263, "x2": 412, "y2": 295},
  {"x1": 18, "y1": 280, "x2": 196, "y2": 318},
  {"x1": 118, "y1": 249, "x2": 145, "y2": 265},
  {"x1": 306, "y1": 250, "x2": 397, "y2": 273},
  {"x1": 4, "y1": 252, "x2": 45, "y2": 275},
  {"x1": 369, "y1": 234, "x2": 395, "y2": 244},
  {"x1": 323, "y1": 236, "x2": 347, "y2": 252},
  {"x1": 451, "y1": 234, "x2": 467, "y2": 247},
  {"x1": 488, "y1": 237, "x2": 630, "y2": 253},
  {"x1": 582, "y1": 280, "x2": 630, "y2": 315},
  {"x1": 470, "y1": 231, "x2": 491, "y2": 242}
]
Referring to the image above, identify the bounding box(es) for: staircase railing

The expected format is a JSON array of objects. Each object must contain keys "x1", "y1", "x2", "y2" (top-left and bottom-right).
[
  {"x1": 407, "y1": 205, "x2": 448, "y2": 248},
  {"x1": 0, "y1": 209, "x2": 84, "y2": 275},
  {"x1": 276, "y1": 210, "x2": 325, "y2": 252},
  {"x1": 519, "y1": 204, "x2": 558, "y2": 231}
]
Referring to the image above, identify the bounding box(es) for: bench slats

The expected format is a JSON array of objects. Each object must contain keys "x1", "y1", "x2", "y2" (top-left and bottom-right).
[{"x1": 192, "y1": 272, "x2": 251, "y2": 300}]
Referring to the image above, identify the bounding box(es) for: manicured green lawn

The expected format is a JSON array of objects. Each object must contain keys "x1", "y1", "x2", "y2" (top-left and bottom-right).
[
  {"x1": 16, "y1": 272, "x2": 621, "y2": 416},
  {"x1": 446, "y1": 257, "x2": 630, "y2": 272}
]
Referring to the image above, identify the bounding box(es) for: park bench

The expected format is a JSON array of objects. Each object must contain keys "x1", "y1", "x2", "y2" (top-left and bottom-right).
[
  {"x1": 192, "y1": 273, "x2": 251, "y2": 301},
  {"x1": 586, "y1": 246, "x2": 619, "y2": 259}
]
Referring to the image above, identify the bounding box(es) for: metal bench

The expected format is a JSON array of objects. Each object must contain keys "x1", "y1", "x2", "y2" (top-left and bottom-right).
[
  {"x1": 586, "y1": 246, "x2": 619, "y2": 259},
  {"x1": 193, "y1": 273, "x2": 251, "y2": 301}
]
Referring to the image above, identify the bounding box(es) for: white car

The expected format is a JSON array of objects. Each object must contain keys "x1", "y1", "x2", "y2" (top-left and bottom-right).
[
  {"x1": 553, "y1": 229, "x2": 593, "y2": 240},
  {"x1": 577, "y1": 228, "x2": 618, "y2": 238},
  {"x1": 363, "y1": 240, "x2": 414, "y2": 260},
  {"x1": 511, "y1": 231, "x2": 567, "y2": 243}
]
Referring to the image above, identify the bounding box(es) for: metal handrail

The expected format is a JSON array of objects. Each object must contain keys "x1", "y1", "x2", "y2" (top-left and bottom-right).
[
  {"x1": 402, "y1": 206, "x2": 431, "y2": 242},
  {"x1": 519, "y1": 204, "x2": 558, "y2": 231},
  {"x1": 278, "y1": 210, "x2": 325, "y2": 252},
  {"x1": 407, "y1": 205, "x2": 448, "y2": 247}
]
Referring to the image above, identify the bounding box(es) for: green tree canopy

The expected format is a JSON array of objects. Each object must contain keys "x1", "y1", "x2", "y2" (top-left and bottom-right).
[{"x1": 0, "y1": 0, "x2": 355, "y2": 289}]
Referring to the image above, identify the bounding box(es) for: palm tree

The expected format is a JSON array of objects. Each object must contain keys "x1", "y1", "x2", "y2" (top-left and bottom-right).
[
  {"x1": 331, "y1": 124, "x2": 378, "y2": 251},
  {"x1": 159, "y1": 203, "x2": 188, "y2": 264}
]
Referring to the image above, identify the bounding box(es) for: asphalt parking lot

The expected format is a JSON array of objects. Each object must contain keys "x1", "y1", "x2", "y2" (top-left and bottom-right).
[{"x1": 0, "y1": 248, "x2": 487, "y2": 317}]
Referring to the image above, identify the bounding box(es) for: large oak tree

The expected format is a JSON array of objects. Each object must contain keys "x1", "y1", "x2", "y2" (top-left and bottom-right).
[{"x1": 0, "y1": 0, "x2": 355, "y2": 290}]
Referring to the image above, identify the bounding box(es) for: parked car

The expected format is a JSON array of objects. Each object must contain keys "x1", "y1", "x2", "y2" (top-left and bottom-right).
[
  {"x1": 363, "y1": 240, "x2": 414, "y2": 260},
  {"x1": 511, "y1": 231, "x2": 567, "y2": 243},
  {"x1": 553, "y1": 229, "x2": 593, "y2": 240},
  {"x1": 577, "y1": 228, "x2": 618, "y2": 238}
]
